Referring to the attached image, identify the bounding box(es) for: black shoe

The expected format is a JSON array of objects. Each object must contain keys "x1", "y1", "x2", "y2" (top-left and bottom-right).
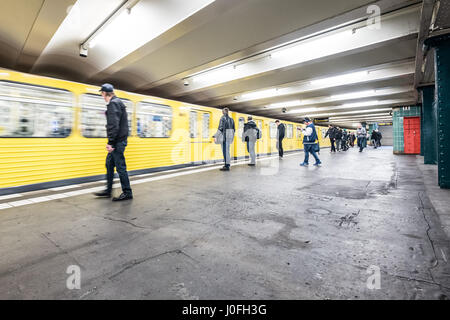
[
  {"x1": 220, "y1": 166, "x2": 230, "y2": 171},
  {"x1": 94, "y1": 190, "x2": 111, "y2": 198},
  {"x1": 248, "y1": 163, "x2": 255, "y2": 166},
  {"x1": 112, "y1": 193, "x2": 133, "y2": 201}
]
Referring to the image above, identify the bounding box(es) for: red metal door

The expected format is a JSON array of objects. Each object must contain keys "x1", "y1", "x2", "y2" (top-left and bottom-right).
[{"x1": 403, "y1": 117, "x2": 421, "y2": 154}]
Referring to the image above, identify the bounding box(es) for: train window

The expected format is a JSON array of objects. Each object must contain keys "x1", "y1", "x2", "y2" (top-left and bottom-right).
[
  {"x1": 0, "y1": 81, "x2": 73, "y2": 137},
  {"x1": 296, "y1": 125, "x2": 302, "y2": 138},
  {"x1": 238, "y1": 117, "x2": 245, "y2": 138},
  {"x1": 202, "y1": 113, "x2": 210, "y2": 139},
  {"x1": 287, "y1": 124, "x2": 293, "y2": 138},
  {"x1": 137, "y1": 102, "x2": 172, "y2": 138},
  {"x1": 189, "y1": 111, "x2": 197, "y2": 138},
  {"x1": 81, "y1": 94, "x2": 132, "y2": 138},
  {"x1": 269, "y1": 122, "x2": 277, "y2": 138}
]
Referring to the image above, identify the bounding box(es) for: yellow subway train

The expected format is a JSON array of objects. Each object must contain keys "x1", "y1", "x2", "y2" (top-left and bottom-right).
[{"x1": 0, "y1": 68, "x2": 331, "y2": 193}]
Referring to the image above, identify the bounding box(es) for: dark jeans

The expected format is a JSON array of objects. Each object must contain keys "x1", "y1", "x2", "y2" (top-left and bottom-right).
[
  {"x1": 106, "y1": 140, "x2": 132, "y2": 195},
  {"x1": 222, "y1": 139, "x2": 231, "y2": 168},
  {"x1": 278, "y1": 138, "x2": 284, "y2": 157},
  {"x1": 357, "y1": 137, "x2": 366, "y2": 152},
  {"x1": 330, "y1": 138, "x2": 336, "y2": 152},
  {"x1": 303, "y1": 144, "x2": 320, "y2": 164},
  {"x1": 336, "y1": 138, "x2": 342, "y2": 151}
]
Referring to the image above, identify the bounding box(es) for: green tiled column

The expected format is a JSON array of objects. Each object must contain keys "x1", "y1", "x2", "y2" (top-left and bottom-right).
[
  {"x1": 420, "y1": 105, "x2": 424, "y2": 156},
  {"x1": 419, "y1": 85, "x2": 437, "y2": 165},
  {"x1": 425, "y1": 33, "x2": 450, "y2": 188}
]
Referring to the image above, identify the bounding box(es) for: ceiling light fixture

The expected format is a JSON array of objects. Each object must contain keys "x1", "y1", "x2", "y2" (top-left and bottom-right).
[{"x1": 80, "y1": 0, "x2": 140, "y2": 54}]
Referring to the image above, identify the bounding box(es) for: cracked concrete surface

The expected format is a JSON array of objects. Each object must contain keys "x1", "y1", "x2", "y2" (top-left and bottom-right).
[{"x1": 0, "y1": 147, "x2": 450, "y2": 299}]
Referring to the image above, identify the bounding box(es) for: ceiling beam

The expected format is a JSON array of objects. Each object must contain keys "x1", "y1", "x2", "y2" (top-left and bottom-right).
[{"x1": 171, "y1": 5, "x2": 420, "y2": 97}]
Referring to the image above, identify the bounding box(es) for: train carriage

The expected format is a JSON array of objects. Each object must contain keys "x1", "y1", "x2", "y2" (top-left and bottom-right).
[{"x1": 0, "y1": 68, "x2": 330, "y2": 194}]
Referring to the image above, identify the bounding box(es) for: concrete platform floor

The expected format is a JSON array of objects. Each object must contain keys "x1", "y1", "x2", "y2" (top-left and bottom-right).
[{"x1": 1, "y1": 146, "x2": 450, "y2": 300}]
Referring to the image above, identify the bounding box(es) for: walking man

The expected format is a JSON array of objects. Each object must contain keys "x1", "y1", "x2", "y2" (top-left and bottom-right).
[
  {"x1": 324, "y1": 125, "x2": 336, "y2": 153},
  {"x1": 357, "y1": 124, "x2": 367, "y2": 153},
  {"x1": 94, "y1": 84, "x2": 133, "y2": 201},
  {"x1": 300, "y1": 117, "x2": 321, "y2": 166},
  {"x1": 276, "y1": 120, "x2": 285, "y2": 158},
  {"x1": 242, "y1": 116, "x2": 258, "y2": 166},
  {"x1": 335, "y1": 127, "x2": 343, "y2": 152},
  {"x1": 218, "y1": 107, "x2": 235, "y2": 171}
]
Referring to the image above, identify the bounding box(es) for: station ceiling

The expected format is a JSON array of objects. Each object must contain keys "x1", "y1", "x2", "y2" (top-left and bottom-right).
[{"x1": 0, "y1": 0, "x2": 447, "y2": 127}]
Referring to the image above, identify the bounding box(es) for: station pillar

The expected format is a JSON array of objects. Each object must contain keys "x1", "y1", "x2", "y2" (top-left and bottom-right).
[
  {"x1": 425, "y1": 33, "x2": 450, "y2": 188},
  {"x1": 419, "y1": 85, "x2": 437, "y2": 165}
]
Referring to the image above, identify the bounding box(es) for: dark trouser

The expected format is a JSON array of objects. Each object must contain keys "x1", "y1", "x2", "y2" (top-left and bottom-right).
[
  {"x1": 106, "y1": 140, "x2": 132, "y2": 195},
  {"x1": 357, "y1": 137, "x2": 366, "y2": 152},
  {"x1": 330, "y1": 138, "x2": 336, "y2": 152},
  {"x1": 303, "y1": 144, "x2": 320, "y2": 164},
  {"x1": 278, "y1": 138, "x2": 284, "y2": 157},
  {"x1": 222, "y1": 139, "x2": 231, "y2": 168},
  {"x1": 336, "y1": 139, "x2": 342, "y2": 151}
]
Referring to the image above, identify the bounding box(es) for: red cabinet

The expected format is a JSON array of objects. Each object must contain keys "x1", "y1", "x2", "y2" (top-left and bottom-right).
[{"x1": 403, "y1": 117, "x2": 421, "y2": 154}]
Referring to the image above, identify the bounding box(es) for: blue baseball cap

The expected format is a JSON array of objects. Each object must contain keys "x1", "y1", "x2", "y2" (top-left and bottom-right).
[{"x1": 99, "y1": 83, "x2": 114, "y2": 92}]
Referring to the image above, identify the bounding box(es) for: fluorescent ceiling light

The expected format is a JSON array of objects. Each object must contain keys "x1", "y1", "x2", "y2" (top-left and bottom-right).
[
  {"x1": 271, "y1": 29, "x2": 353, "y2": 60},
  {"x1": 330, "y1": 113, "x2": 391, "y2": 120},
  {"x1": 310, "y1": 71, "x2": 369, "y2": 87},
  {"x1": 192, "y1": 65, "x2": 235, "y2": 83},
  {"x1": 240, "y1": 88, "x2": 279, "y2": 100},
  {"x1": 269, "y1": 100, "x2": 301, "y2": 108},
  {"x1": 342, "y1": 100, "x2": 379, "y2": 108},
  {"x1": 330, "y1": 90, "x2": 376, "y2": 100},
  {"x1": 288, "y1": 107, "x2": 319, "y2": 114},
  {"x1": 298, "y1": 107, "x2": 392, "y2": 117}
]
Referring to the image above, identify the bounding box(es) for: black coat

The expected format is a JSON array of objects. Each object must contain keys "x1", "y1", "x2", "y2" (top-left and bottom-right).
[
  {"x1": 106, "y1": 96, "x2": 129, "y2": 146},
  {"x1": 277, "y1": 123, "x2": 285, "y2": 140}
]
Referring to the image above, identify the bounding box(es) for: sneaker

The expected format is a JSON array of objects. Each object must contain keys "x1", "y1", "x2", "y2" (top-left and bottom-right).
[
  {"x1": 94, "y1": 190, "x2": 111, "y2": 198},
  {"x1": 248, "y1": 163, "x2": 256, "y2": 166},
  {"x1": 220, "y1": 166, "x2": 230, "y2": 171},
  {"x1": 300, "y1": 162, "x2": 308, "y2": 166},
  {"x1": 112, "y1": 193, "x2": 133, "y2": 201},
  {"x1": 313, "y1": 161, "x2": 322, "y2": 166}
]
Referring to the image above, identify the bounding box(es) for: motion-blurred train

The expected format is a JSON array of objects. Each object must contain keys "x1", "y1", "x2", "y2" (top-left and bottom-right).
[{"x1": 0, "y1": 68, "x2": 331, "y2": 194}]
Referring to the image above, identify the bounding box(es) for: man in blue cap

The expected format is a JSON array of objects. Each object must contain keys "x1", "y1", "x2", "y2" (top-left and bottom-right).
[
  {"x1": 300, "y1": 117, "x2": 321, "y2": 167},
  {"x1": 94, "y1": 84, "x2": 133, "y2": 201}
]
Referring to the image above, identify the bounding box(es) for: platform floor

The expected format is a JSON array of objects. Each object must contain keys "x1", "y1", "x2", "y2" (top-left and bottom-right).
[{"x1": 1, "y1": 146, "x2": 450, "y2": 300}]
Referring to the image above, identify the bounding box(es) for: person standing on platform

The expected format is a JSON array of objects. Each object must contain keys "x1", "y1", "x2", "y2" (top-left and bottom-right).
[
  {"x1": 335, "y1": 127, "x2": 343, "y2": 152},
  {"x1": 94, "y1": 84, "x2": 133, "y2": 201},
  {"x1": 276, "y1": 120, "x2": 285, "y2": 158},
  {"x1": 242, "y1": 116, "x2": 258, "y2": 166},
  {"x1": 357, "y1": 124, "x2": 367, "y2": 153},
  {"x1": 217, "y1": 107, "x2": 235, "y2": 171},
  {"x1": 300, "y1": 117, "x2": 321, "y2": 167},
  {"x1": 324, "y1": 125, "x2": 337, "y2": 153}
]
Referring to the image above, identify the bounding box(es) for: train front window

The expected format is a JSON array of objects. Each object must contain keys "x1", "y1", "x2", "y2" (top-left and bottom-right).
[
  {"x1": 81, "y1": 94, "x2": 132, "y2": 138},
  {"x1": 0, "y1": 81, "x2": 73, "y2": 138},
  {"x1": 137, "y1": 102, "x2": 172, "y2": 138},
  {"x1": 238, "y1": 117, "x2": 245, "y2": 138},
  {"x1": 202, "y1": 113, "x2": 210, "y2": 139},
  {"x1": 287, "y1": 124, "x2": 293, "y2": 138},
  {"x1": 269, "y1": 122, "x2": 277, "y2": 138}
]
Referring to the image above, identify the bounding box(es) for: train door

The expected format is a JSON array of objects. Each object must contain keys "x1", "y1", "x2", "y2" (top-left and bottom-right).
[
  {"x1": 201, "y1": 112, "x2": 212, "y2": 162},
  {"x1": 256, "y1": 119, "x2": 263, "y2": 155},
  {"x1": 235, "y1": 116, "x2": 246, "y2": 160},
  {"x1": 404, "y1": 116, "x2": 421, "y2": 154},
  {"x1": 269, "y1": 121, "x2": 277, "y2": 154},
  {"x1": 189, "y1": 111, "x2": 202, "y2": 164}
]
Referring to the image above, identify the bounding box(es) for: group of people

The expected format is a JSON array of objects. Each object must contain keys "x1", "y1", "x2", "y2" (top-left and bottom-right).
[
  {"x1": 324, "y1": 124, "x2": 382, "y2": 153},
  {"x1": 324, "y1": 125, "x2": 356, "y2": 152},
  {"x1": 94, "y1": 83, "x2": 379, "y2": 201}
]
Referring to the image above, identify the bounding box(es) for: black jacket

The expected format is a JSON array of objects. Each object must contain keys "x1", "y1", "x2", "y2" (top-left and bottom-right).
[
  {"x1": 106, "y1": 96, "x2": 129, "y2": 146},
  {"x1": 325, "y1": 127, "x2": 336, "y2": 139},
  {"x1": 277, "y1": 123, "x2": 285, "y2": 140},
  {"x1": 335, "y1": 129, "x2": 343, "y2": 140}
]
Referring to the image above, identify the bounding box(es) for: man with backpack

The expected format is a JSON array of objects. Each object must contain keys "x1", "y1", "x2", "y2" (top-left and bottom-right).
[
  {"x1": 324, "y1": 125, "x2": 337, "y2": 153},
  {"x1": 242, "y1": 116, "x2": 260, "y2": 166}
]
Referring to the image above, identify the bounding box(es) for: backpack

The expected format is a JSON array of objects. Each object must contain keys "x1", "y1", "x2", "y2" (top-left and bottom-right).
[{"x1": 257, "y1": 127, "x2": 262, "y2": 139}]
